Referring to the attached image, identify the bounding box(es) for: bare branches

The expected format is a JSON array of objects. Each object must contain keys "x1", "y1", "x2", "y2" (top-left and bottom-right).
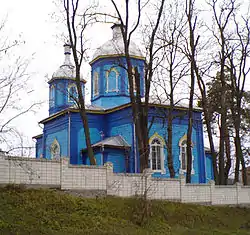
[{"x1": 63, "y1": 0, "x2": 96, "y2": 164}]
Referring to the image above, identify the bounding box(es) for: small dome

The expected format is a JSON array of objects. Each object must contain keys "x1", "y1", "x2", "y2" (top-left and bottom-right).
[
  {"x1": 51, "y1": 43, "x2": 85, "y2": 82},
  {"x1": 91, "y1": 24, "x2": 144, "y2": 63},
  {"x1": 52, "y1": 43, "x2": 75, "y2": 79},
  {"x1": 53, "y1": 64, "x2": 76, "y2": 79}
]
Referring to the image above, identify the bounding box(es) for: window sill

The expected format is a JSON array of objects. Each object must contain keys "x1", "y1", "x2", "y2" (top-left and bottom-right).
[
  {"x1": 179, "y1": 169, "x2": 195, "y2": 175},
  {"x1": 152, "y1": 169, "x2": 166, "y2": 174}
]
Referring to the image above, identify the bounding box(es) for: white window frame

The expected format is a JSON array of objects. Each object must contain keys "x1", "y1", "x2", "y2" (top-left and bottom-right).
[
  {"x1": 68, "y1": 83, "x2": 78, "y2": 103},
  {"x1": 93, "y1": 71, "x2": 99, "y2": 96},
  {"x1": 149, "y1": 133, "x2": 165, "y2": 173},
  {"x1": 106, "y1": 67, "x2": 119, "y2": 92},
  {"x1": 179, "y1": 134, "x2": 195, "y2": 175},
  {"x1": 49, "y1": 84, "x2": 55, "y2": 107},
  {"x1": 50, "y1": 139, "x2": 60, "y2": 160}
]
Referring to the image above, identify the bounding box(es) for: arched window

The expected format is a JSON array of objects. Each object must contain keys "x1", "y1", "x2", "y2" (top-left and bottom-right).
[
  {"x1": 179, "y1": 134, "x2": 195, "y2": 174},
  {"x1": 106, "y1": 68, "x2": 119, "y2": 92},
  {"x1": 49, "y1": 85, "x2": 55, "y2": 107},
  {"x1": 68, "y1": 83, "x2": 78, "y2": 102},
  {"x1": 149, "y1": 133, "x2": 165, "y2": 172},
  {"x1": 93, "y1": 71, "x2": 99, "y2": 96},
  {"x1": 180, "y1": 140, "x2": 187, "y2": 171},
  {"x1": 50, "y1": 139, "x2": 60, "y2": 160}
]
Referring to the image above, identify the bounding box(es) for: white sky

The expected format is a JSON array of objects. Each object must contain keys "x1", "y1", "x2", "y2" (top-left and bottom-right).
[{"x1": 0, "y1": 0, "x2": 115, "y2": 154}]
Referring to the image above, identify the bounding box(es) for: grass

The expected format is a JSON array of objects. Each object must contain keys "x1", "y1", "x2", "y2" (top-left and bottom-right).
[{"x1": 0, "y1": 185, "x2": 250, "y2": 235}]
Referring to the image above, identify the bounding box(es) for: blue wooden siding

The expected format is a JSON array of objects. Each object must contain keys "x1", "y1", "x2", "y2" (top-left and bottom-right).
[
  {"x1": 205, "y1": 153, "x2": 214, "y2": 182},
  {"x1": 91, "y1": 57, "x2": 145, "y2": 109}
]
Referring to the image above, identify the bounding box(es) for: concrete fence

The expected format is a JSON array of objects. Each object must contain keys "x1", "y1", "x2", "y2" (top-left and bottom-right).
[{"x1": 0, "y1": 155, "x2": 250, "y2": 205}]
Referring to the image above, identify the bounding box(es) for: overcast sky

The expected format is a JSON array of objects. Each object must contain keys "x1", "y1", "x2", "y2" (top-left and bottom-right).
[{"x1": 0, "y1": 0, "x2": 116, "y2": 154}]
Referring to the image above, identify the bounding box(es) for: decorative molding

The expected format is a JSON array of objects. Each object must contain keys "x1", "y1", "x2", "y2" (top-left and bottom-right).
[
  {"x1": 93, "y1": 71, "x2": 99, "y2": 96},
  {"x1": 149, "y1": 133, "x2": 165, "y2": 174},
  {"x1": 179, "y1": 134, "x2": 195, "y2": 175},
  {"x1": 149, "y1": 132, "x2": 165, "y2": 145},
  {"x1": 106, "y1": 67, "x2": 119, "y2": 93},
  {"x1": 50, "y1": 138, "x2": 60, "y2": 160},
  {"x1": 67, "y1": 83, "x2": 78, "y2": 102}
]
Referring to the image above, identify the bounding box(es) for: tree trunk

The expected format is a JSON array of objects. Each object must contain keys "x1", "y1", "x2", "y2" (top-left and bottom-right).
[
  {"x1": 75, "y1": 69, "x2": 96, "y2": 165},
  {"x1": 167, "y1": 108, "x2": 175, "y2": 177},
  {"x1": 186, "y1": 0, "x2": 195, "y2": 183},
  {"x1": 224, "y1": 126, "x2": 231, "y2": 184}
]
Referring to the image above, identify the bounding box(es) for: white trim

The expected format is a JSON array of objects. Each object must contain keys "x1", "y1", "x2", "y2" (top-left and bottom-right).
[
  {"x1": 50, "y1": 138, "x2": 60, "y2": 160},
  {"x1": 68, "y1": 83, "x2": 78, "y2": 102},
  {"x1": 49, "y1": 84, "x2": 55, "y2": 107},
  {"x1": 106, "y1": 67, "x2": 119, "y2": 92},
  {"x1": 149, "y1": 135, "x2": 165, "y2": 174},
  {"x1": 178, "y1": 135, "x2": 195, "y2": 175},
  {"x1": 93, "y1": 71, "x2": 99, "y2": 96}
]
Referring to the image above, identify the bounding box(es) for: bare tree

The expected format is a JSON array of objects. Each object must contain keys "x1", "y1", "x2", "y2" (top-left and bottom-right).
[
  {"x1": 63, "y1": 0, "x2": 96, "y2": 165},
  {"x1": 183, "y1": 0, "x2": 199, "y2": 183},
  {"x1": 152, "y1": 0, "x2": 188, "y2": 177},
  {"x1": 0, "y1": 19, "x2": 39, "y2": 155},
  {"x1": 227, "y1": 12, "x2": 250, "y2": 185},
  {"x1": 110, "y1": 0, "x2": 166, "y2": 172}
]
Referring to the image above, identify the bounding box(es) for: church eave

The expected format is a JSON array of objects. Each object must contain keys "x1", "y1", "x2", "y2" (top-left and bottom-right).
[
  {"x1": 32, "y1": 134, "x2": 43, "y2": 139},
  {"x1": 81, "y1": 145, "x2": 130, "y2": 153},
  {"x1": 89, "y1": 54, "x2": 146, "y2": 65},
  {"x1": 48, "y1": 77, "x2": 87, "y2": 84},
  {"x1": 39, "y1": 102, "x2": 202, "y2": 124}
]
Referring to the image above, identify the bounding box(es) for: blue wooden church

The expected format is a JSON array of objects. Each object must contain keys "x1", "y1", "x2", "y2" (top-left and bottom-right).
[{"x1": 33, "y1": 24, "x2": 214, "y2": 183}]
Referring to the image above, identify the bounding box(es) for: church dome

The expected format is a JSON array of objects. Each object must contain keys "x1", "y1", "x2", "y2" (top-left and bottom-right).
[
  {"x1": 51, "y1": 43, "x2": 85, "y2": 82},
  {"x1": 90, "y1": 24, "x2": 144, "y2": 63},
  {"x1": 52, "y1": 43, "x2": 75, "y2": 79}
]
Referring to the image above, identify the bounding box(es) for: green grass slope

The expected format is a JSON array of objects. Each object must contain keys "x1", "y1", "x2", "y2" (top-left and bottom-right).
[{"x1": 0, "y1": 186, "x2": 250, "y2": 235}]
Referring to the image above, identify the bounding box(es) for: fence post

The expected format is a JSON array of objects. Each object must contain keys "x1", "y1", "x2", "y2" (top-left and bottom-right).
[
  {"x1": 209, "y1": 180, "x2": 215, "y2": 205},
  {"x1": 60, "y1": 157, "x2": 69, "y2": 189},
  {"x1": 235, "y1": 182, "x2": 241, "y2": 205},
  {"x1": 179, "y1": 174, "x2": 185, "y2": 202},
  {"x1": 104, "y1": 162, "x2": 113, "y2": 194}
]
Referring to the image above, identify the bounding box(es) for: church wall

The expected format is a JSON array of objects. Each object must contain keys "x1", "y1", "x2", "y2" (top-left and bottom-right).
[
  {"x1": 103, "y1": 149, "x2": 126, "y2": 173},
  {"x1": 105, "y1": 107, "x2": 134, "y2": 172},
  {"x1": 100, "y1": 106, "x2": 206, "y2": 182},
  {"x1": 147, "y1": 107, "x2": 205, "y2": 183},
  {"x1": 70, "y1": 112, "x2": 106, "y2": 164},
  {"x1": 35, "y1": 137, "x2": 43, "y2": 158},
  {"x1": 43, "y1": 115, "x2": 69, "y2": 160},
  {"x1": 205, "y1": 153, "x2": 214, "y2": 182}
]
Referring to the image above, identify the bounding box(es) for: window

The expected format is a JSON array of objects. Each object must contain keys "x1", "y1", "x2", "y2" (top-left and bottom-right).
[
  {"x1": 180, "y1": 140, "x2": 187, "y2": 170},
  {"x1": 179, "y1": 135, "x2": 195, "y2": 174},
  {"x1": 50, "y1": 139, "x2": 60, "y2": 160},
  {"x1": 49, "y1": 85, "x2": 55, "y2": 107},
  {"x1": 93, "y1": 71, "x2": 99, "y2": 96},
  {"x1": 149, "y1": 133, "x2": 165, "y2": 172},
  {"x1": 106, "y1": 68, "x2": 119, "y2": 92},
  {"x1": 68, "y1": 83, "x2": 78, "y2": 102}
]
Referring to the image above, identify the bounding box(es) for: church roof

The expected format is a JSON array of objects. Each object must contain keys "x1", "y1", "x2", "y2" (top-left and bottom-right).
[
  {"x1": 90, "y1": 23, "x2": 144, "y2": 64},
  {"x1": 92, "y1": 135, "x2": 130, "y2": 148},
  {"x1": 82, "y1": 135, "x2": 130, "y2": 153}
]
